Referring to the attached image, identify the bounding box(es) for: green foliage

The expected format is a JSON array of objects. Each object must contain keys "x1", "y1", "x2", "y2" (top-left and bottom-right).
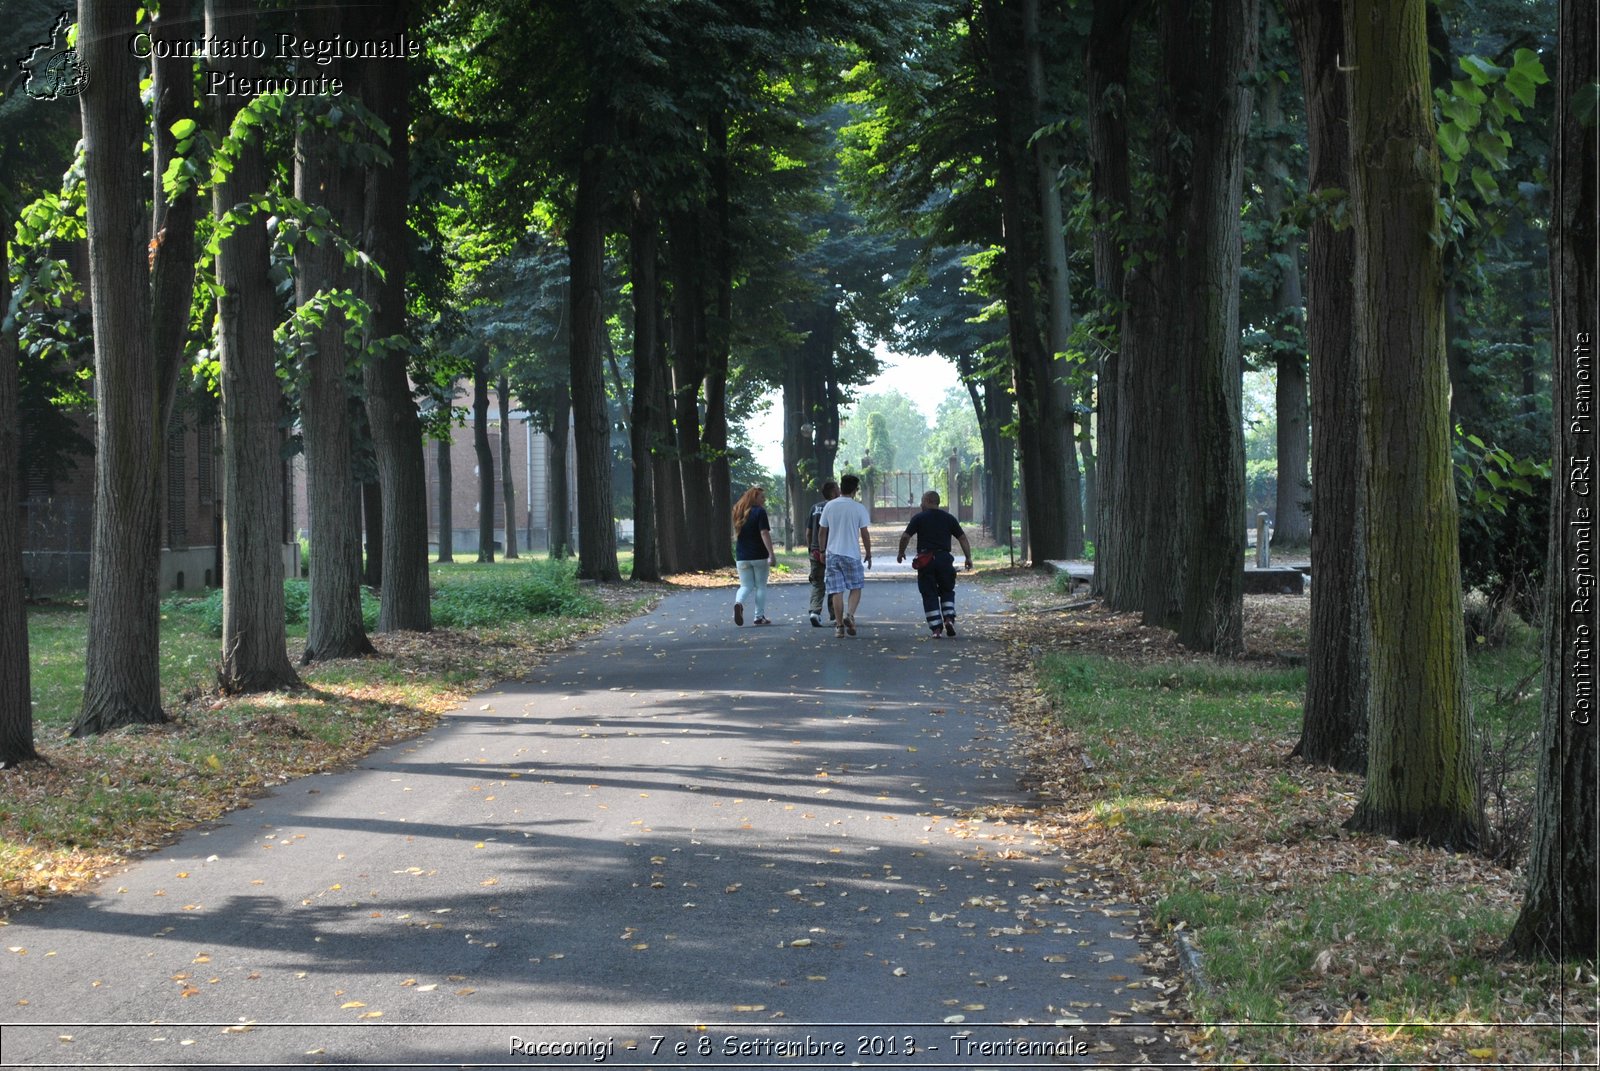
[
  {"x1": 1433, "y1": 49, "x2": 1549, "y2": 243},
  {"x1": 1452, "y1": 427, "x2": 1550, "y2": 612},
  {"x1": 838, "y1": 389, "x2": 930, "y2": 473},
  {"x1": 430, "y1": 560, "x2": 599, "y2": 627}
]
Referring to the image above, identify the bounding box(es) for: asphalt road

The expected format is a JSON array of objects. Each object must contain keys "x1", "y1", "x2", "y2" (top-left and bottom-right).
[{"x1": 1, "y1": 572, "x2": 1181, "y2": 1070}]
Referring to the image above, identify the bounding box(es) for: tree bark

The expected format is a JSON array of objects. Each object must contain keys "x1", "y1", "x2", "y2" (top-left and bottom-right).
[
  {"x1": 978, "y1": 0, "x2": 1081, "y2": 564},
  {"x1": 1285, "y1": 0, "x2": 1369, "y2": 773},
  {"x1": 436, "y1": 436, "x2": 454, "y2": 563},
  {"x1": 499, "y1": 374, "x2": 519, "y2": 559},
  {"x1": 703, "y1": 112, "x2": 735, "y2": 564},
  {"x1": 1505, "y1": 0, "x2": 1597, "y2": 962},
  {"x1": 568, "y1": 90, "x2": 621, "y2": 581},
  {"x1": 73, "y1": 0, "x2": 175, "y2": 734},
  {"x1": 667, "y1": 208, "x2": 716, "y2": 571},
  {"x1": 1175, "y1": 0, "x2": 1254, "y2": 655},
  {"x1": 210, "y1": 0, "x2": 300, "y2": 693},
  {"x1": 629, "y1": 193, "x2": 664, "y2": 581},
  {"x1": 295, "y1": 5, "x2": 374, "y2": 663},
  {"x1": 1086, "y1": 0, "x2": 1137, "y2": 597},
  {"x1": 1259, "y1": 2, "x2": 1311, "y2": 547},
  {"x1": 361, "y1": 479, "x2": 382, "y2": 587},
  {"x1": 1342, "y1": 0, "x2": 1480, "y2": 849},
  {"x1": 472, "y1": 358, "x2": 495, "y2": 562},
  {"x1": 357, "y1": 1, "x2": 432, "y2": 631},
  {"x1": 548, "y1": 387, "x2": 573, "y2": 560},
  {"x1": 0, "y1": 193, "x2": 38, "y2": 765}
]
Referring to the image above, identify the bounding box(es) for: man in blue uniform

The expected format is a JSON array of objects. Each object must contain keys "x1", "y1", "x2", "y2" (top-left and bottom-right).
[{"x1": 896, "y1": 491, "x2": 973, "y2": 638}]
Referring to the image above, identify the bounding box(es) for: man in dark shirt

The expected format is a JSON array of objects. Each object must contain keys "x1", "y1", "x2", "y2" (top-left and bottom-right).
[
  {"x1": 896, "y1": 491, "x2": 974, "y2": 638},
  {"x1": 804, "y1": 480, "x2": 839, "y2": 627}
]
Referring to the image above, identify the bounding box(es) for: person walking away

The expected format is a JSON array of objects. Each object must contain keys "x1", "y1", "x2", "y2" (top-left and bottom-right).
[
  {"x1": 896, "y1": 490, "x2": 973, "y2": 638},
  {"x1": 818, "y1": 473, "x2": 872, "y2": 636},
  {"x1": 805, "y1": 480, "x2": 840, "y2": 627},
  {"x1": 731, "y1": 486, "x2": 777, "y2": 626}
]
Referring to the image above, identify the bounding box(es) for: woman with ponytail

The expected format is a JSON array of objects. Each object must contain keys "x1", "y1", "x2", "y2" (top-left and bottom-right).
[{"x1": 731, "y1": 486, "x2": 777, "y2": 625}]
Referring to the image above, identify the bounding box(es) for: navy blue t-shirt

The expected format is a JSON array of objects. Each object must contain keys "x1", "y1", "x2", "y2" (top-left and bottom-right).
[
  {"x1": 903, "y1": 508, "x2": 964, "y2": 554},
  {"x1": 736, "y1": 506, "x2": 772, "y2": 561}
]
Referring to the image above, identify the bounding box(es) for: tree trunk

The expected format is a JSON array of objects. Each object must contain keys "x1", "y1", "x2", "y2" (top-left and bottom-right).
[
  {"x1": 1342, "y1": 0, "x2": 1480, "y2": 849},
  {"x1": 629, "y1": 193, "x2": 663, "y2": 581},
  {"x1": 703, "y1": 112, "x2": 735, "y2": 564},
  {"x1": 1505, "y1": 0, "x2": 1597, "y2": 962},
  {"x1": 1023, "y1": 0, "x2": 1085, "y2": 559},
  {"x1": 499, "y1": 375, "x2": 519, "y2": 559},
  {"x1": 357, "y1": 2, "x2": 432, "y2": 631},
  {"x1": 1175, "y1": 0, "x2": 1254, "y2": 655},
  {"x1": 1133, "y1": 0, "x2": 1202, "y2": 630},
  {"x1": 473, "y1": 359, "x2": 495, "y2": 562},
  {"x1": 1285, "y1": 0, "x2": 1369, "y2": 773},
  {"x1": 436, "y1": 436, "x2": 454, "y2": 563},
  {"x1": 1259, "y1": 2, "x2": 1311, "y2": 547},
  {"x1": 0, "y1": 193, "x2": 38, "y2": 765},
  {"x1": 979, "y1": 0, "x2": 1081, "y2": 564},
  {"x1": 667, "y1": 208, "x2": 715, "y2": 571},
  {"x1": 73, "y1": 0, "x2": 170, "y2": 735},
  {"x1": 205, "y1": 0, "x2": 302, "y2": 693},
  {"x1": 548, "y1": 389, "x2": 573, "y2": 560},
  {"x1": 361, "y1": 479, "x2": 382, "y2": 587},
  {"x1": 1087, "y1": 0, "x2": 1135, "y2": 596},
  {"x1": 295, "y1": 6, "x2": 374, "y2": 664},
  {"x1": 568, "y1": 90, "x2": 621, "y2": 582}
]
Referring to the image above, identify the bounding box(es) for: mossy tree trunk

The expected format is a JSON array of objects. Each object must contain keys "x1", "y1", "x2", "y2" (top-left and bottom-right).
[
  {"x1": 1342, "y1": 0, "x2": 1480, "y2": 848},
  {"x1": 295, "y1": 3, "x2": 373, "y2": 664},
  {"x1": 210, "y1": 0, "x2": 300, "y2": 694},
  {"x1": 357, "y1": 1, "x2": 432, "y2": 632},
  {"x1": 72, "y1": 0, "x2": 198, "y2": 735},
  {"x1": 1285, "y1": 0, "x2": 1369, "y2": 774},
  {"x1": 1505, "y1": 0, "x2": 1597, "y2": 963}
]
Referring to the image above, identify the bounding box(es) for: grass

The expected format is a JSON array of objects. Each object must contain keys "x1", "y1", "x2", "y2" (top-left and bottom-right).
[
  {"x1": 997, "y1": 576, "x2": 1597, "y2": 1067},
  {"x1": 2, "y1": 557, "x2": 657, "y2": 910}
]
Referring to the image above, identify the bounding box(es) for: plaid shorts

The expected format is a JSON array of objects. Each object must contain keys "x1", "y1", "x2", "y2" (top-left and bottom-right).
[{"x1": 824, "y1": 553, "x2": 866, "y2": 595}]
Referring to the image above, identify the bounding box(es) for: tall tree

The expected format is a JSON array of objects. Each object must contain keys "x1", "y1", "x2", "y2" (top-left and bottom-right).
[
  {"x1": 72, "y1": 1, "x2": 199, "y2": 735},
  {"x1": 436, "y1": 436, "x2": 454, "y2": 563},
  {"x1": 1504, "y1": 0, "x2": 1596, "y2": 962},
  {"x1": 1174, "y1": 0, "x2": 1255, "y2": 655},
  {"x1": 1086, "y1": 0, "x2": 1138, "y2": 603},
  {"x1": 568, "y1": 87, "x2": 621, "y2": 581},
  {"x1": 1285, "y1": 0, "x2": 1368, "y2": 773},
  {"x1": 356, "y1": 0, "x2": 432, "y2": 633},
  {"x1": 294, "y1": 4, "x2": 374, "y2": 663},
  {"x1": 1256, "y1": 2, "x2": 1311, "y2": 547},
  {"x1": 472, "y1": 355, "x2": 495, "y2": 562},
  {"x1": 1342, "y1": 0, "x2": 1480, "y2": 847},
  {"x1": 498, "y1": 373, "x2": 519, "y2": 559},
  {"x1": 209, "y1": 0, "x2": 301, "y2": 693},
  {"x1": 0, "y1": 194, "x2": 37, "y2": 766},
  {"x1": 976, "y1": 0, "x2": 1083, "y2": 563}
]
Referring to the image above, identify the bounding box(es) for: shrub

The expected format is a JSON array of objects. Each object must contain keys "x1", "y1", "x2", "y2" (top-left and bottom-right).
[{"x1": 431, "y1": 560, "x2": 598, "y2": 628}]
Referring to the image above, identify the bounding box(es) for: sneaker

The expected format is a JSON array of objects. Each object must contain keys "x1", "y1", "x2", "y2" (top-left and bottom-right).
[
  {"x1": 844, "y1": 616, "x2": 856, "y2": 636},
  {"x1": 930, "y1": 627, "x2": 944, "y2": 639},
  {"x1": 734, "y1": 603, "x2": 744, "y2": 626},
  {"x1": 943, "y1": 616, "x2": 956, "y2": 637},
  {"x1": 809, "y1": 613, "x2": 822, "y2": 628}
]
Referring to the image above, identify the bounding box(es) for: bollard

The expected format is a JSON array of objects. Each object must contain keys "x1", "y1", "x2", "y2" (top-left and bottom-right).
[{"x1": 1256, "y1": 512, "x2": 1271, "y2": 568}]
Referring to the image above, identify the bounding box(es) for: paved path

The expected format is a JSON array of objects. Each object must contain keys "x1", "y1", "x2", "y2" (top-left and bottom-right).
[{"x1": 2, "y1": 575, "x2": 1177, "y2": 1069}]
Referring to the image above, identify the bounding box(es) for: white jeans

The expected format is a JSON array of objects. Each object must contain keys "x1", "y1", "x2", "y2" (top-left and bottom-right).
[{"x1": 735, "y1": 559, "x2": 771, "y2": 619}]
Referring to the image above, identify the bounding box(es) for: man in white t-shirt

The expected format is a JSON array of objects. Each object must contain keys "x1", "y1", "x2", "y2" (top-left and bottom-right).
[{"x1": 817, "y1": 473, "x2": 872, "y2": 636}]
